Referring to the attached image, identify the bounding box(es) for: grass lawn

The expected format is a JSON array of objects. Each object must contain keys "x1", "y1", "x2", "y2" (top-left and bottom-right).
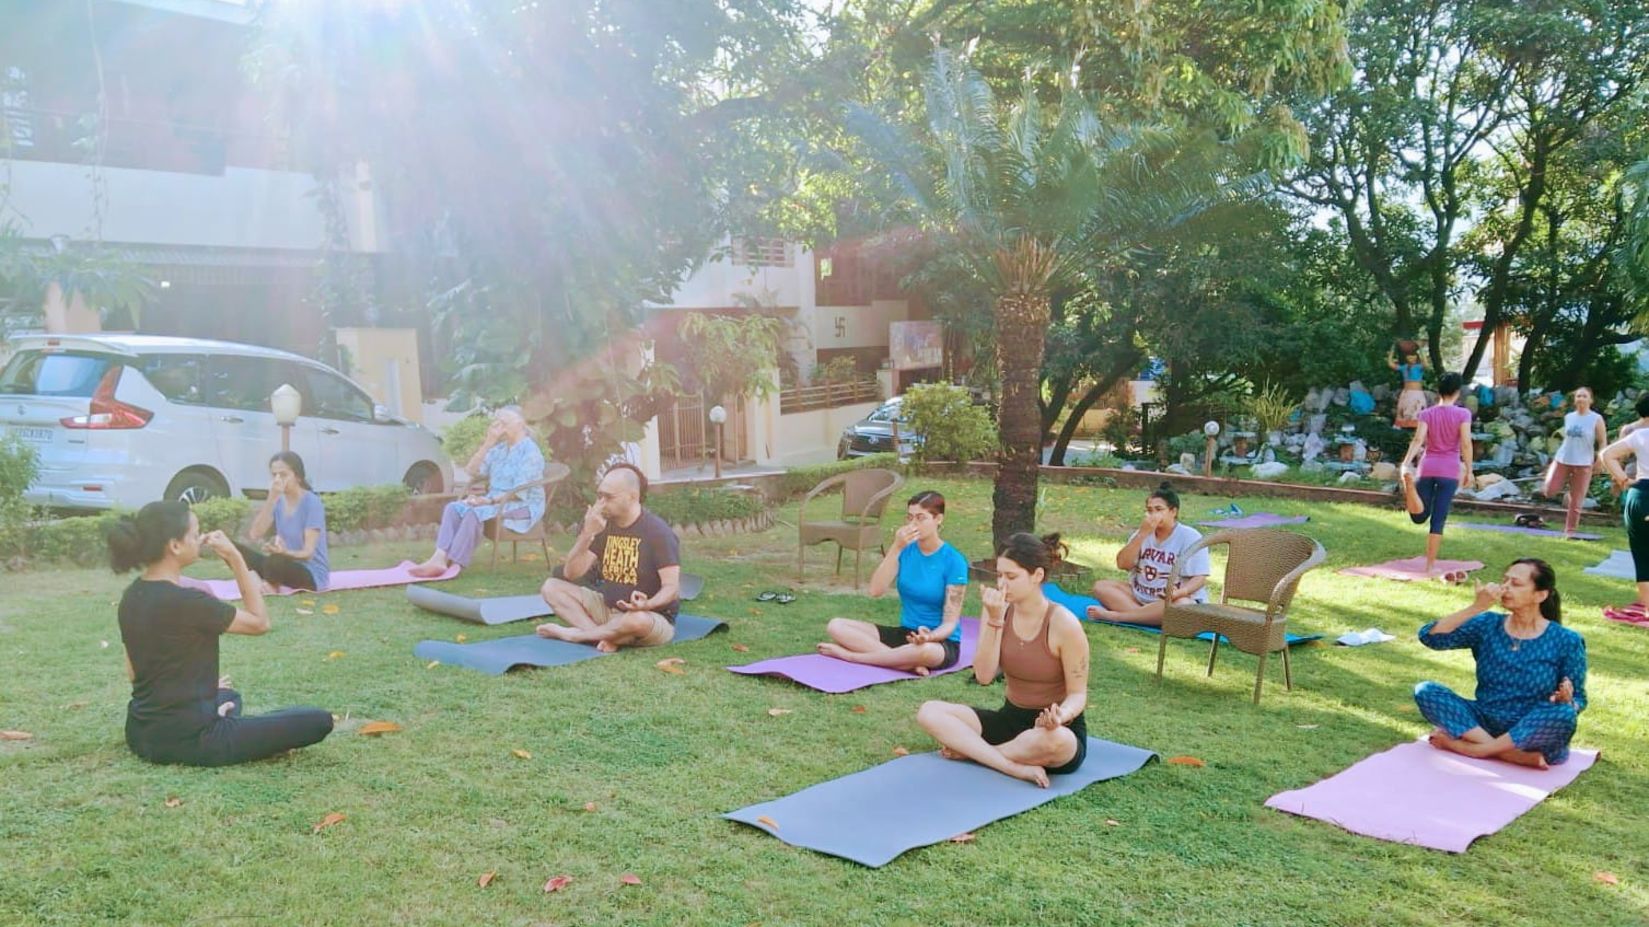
[{"x1": 2, "y1": 476, "x2": 1646, "y2": 926}]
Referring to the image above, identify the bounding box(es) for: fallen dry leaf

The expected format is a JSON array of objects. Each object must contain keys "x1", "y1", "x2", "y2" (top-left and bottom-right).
[
  {"x1": 656, "y1": 657, "x2": 686, "y2": 675},
  {"x1": 477, "y1": 871, "x2": 496, "y2": 889},
  {"x1": 1297, "y1": 724, "x2": 1320, "y2": 730},
  {"x1": 1124, "y1": 647, "x2": 1140, "y2": 654},
  {"x1": 583, "y1": 802, "x2": 597, "y2": 813},
  {"x1": 300, "y1": 599, "x2": 316, "y2": 607},
  {"x1": 325, "y1": 650, "x2": 345, "y2": 661},
  {"x1": 755, "y1": 815, "x2": 779, "y2": 830},
  {"x1": 543, "y1": 875, "x2": 572, "y2": 893},
  {"x1": 1595, "y1": 871, "x2": 1620, "y2": 886},
  {"x1": 766, "y1": 708, "x2": 793, "y2": 717},
  {"x1": 0, "y1": 731, "x2": 33, "y2": 741},
  {"x1": 455, "y1": 633, "x2": 468, "y2": 643},
  {"x1": 512, "y1": 748, "x2": 532, "y2": 760},
  {"x1": 312, "y1": 812, "x2": 346, "y2": 834},
  {"x1": 949, "y1": 832, "x2": 976, "y2": 844},
  {"x1": 358, "y1": 721, "x2": 402, "y2": 736},
  {"x1": 164, "y1": 797, "x2": 183, "y2": 809},
  {"x1": 295, "y1": 608, "x2": 314, "y2": 616},
  {"x1": 99, "y1": 640, "x2": 109, "y2": 649},
  {"x1": 892, "y1": 746, "x2": 910, "y2": 756},
  {"x1": 619, "y1": 873, "x2": 642, "y2": 886},
  {"x1": 851, "y1": 705, "x2": 867, "y2": 714},
  {"x1": 1167, "y1": 755, "x2": 1206, "y2": 768},
  {"x1": 425, "y1": 660, "x2": 440, "y2": 670},
  {"x1": 321, "y1": 604, "x2": 340, "y2": 615},
  {"x1": 1104, "y1": 818, "x2": 1121, "y2": 827},
  {"x1": 731, "y1": 643, "x2": 750, "y2": 653}
]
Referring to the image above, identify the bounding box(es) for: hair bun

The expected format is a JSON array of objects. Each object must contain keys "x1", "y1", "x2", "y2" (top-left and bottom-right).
[{"x1": 1157, "y1": 480, "x2": 1174, "y2": 492}]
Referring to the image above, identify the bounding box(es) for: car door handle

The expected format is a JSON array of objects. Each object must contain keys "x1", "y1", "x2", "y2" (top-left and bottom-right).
[
  {"x1": 321, "y1": 426, "x2": 341, "y2": 435},
  {"x1": 220, "y1": 415, "x2": 244, "y2": 424}
]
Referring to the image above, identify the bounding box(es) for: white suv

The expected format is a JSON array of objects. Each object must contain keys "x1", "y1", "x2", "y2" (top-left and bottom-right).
[{"x1": 0, "y1": 333, "x2": 452, "y2": 510}]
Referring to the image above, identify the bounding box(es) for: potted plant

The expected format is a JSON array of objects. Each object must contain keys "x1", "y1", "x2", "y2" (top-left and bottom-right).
[{"x1": 1247, "y1": 382, "x2": 1299, "y2": 448}]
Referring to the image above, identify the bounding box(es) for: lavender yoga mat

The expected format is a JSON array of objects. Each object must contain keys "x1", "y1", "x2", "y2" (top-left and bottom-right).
[
  {"x1": 1337, "y1": 557, "x2": 1484, "y2": 582},
  {"x1": 727, "y1": 618, "x2": 980, "y2": 693},
  {"x1": 1265, "y1": 738, "x2": 1599, "y2": 853},
  {"x1": 1456, "y1": 521, "x2": 1601, "y2": 541},
  {"x1": 178, "y1": 560, "x2": 460, "y2": 600},
  {"x1": 1584, "y1": 549, "x2": 1635, "y2": 580},
  {"x1": 1196, "y1": 513, "x2": 1311, "y2": 529},
  {"x1": 1040, "y1": 584, "x2": 1322, "y2": 645}
]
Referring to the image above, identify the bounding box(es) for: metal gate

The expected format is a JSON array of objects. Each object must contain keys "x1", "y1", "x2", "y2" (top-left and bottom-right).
[{"x1": 657, "y1": 393, "x2": 749, "y2": 471}]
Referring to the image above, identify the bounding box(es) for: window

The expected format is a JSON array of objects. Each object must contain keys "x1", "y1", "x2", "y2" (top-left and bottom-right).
[
  {"x1": 135, "y1": 354, "x2": 206, "y2": 405},
  {"x1": 0, "y1": 351, "x2": 115, "y2": 397},
  {"x1": 205, "y1": 355, "x2": 311, "y2": 413},
  {"x1": 301, "y1": 367, "x2": 374, "y2": 422},
  {"x1": 732, "y1": 237, "x2": 792, "y2": 268}
]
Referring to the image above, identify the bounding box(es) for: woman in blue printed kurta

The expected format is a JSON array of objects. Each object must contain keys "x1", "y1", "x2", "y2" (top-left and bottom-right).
[
  {"x1": 410, "y1": 407, "x2": 546, "y2": 576},
  {"x1": 1414, "y1": 558, "x2": 1587, "y2": 768}
]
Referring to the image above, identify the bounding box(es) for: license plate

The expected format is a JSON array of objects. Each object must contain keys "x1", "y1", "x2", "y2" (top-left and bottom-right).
[{"x1": 4, "y1": 426, "x2": 52, "y2": 443}]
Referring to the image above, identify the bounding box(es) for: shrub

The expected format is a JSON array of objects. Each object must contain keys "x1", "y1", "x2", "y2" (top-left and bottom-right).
[
  {"x1": 0, "y1": 434, "x2": 37, "y2": 501},
  {"x1": 776, "y1": 453, "x2": 901, "y2": 499},
  {"x1": 192, "y1": 497, "x2": 251, "y2": 537},
  {"x1": 815, "y1": 356, "x2": 862, "y2": 386},
  {"x1": 901, "y1": 382, "x2": 998, "y2": 464},
  {"x1": 27, "y1": 512, "x2": 120, "y2": 567},
  {"x1": 325, "y1": 484, "x2": 413, "y2": 533},
  {"x1": 647, "y1": 487, "x2": 764, "y2": 526}
]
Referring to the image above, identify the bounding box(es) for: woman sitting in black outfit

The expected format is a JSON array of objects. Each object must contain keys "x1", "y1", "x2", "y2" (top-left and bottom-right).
[{"x1": 109, "y1": 501, "x2": 333, "y2": 767}]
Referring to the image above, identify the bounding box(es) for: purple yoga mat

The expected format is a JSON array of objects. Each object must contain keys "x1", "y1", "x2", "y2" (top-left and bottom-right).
[
  {"x1": 1337, "y1": 557, "x2": 1484, "y2": 582},
  {"x1": 1196, "y1": 513, "x2": 1311, "y2": 529},
  {"x1": 1456, "y1": 521, "x2": 1601, "y2": 541},
  {"x1": 178, "y1": 560, "x2": 460, "y2": 601},
  {"x1": 1266, "y1": 739, "x2": 1599, "y2": 853},
  {"x1": 728, "y1": 618, "x2": 980, "y2": 693}
]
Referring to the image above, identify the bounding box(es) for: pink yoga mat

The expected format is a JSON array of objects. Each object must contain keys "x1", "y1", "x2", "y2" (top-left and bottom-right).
[
  {"x1": 1266, "y1": 739, "x2": 1599, "y2": 853},
  {"x1": 1603, "y1": 607, "x2": 1649, "y2": 629},
  {"x1": 1338, "y1": 557, "x2": 1484, "y2": 582},
  {"x1": 178, "y1": 560, "x2": 460, "y2": 600},
  {"x1": 728, "y1": 618, "x2": 980, "y2": 693},
  {"x1": 1197, "y1": 513, "x2": 1311, "y2": 529}
]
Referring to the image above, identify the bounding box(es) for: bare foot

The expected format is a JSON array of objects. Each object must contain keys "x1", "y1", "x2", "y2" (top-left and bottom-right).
[
  {"x1": 1498, "y1": 748, "x2": 1549, "y2": 770},
  {"x1": 938, "y1": 747, "x2": 964, "y2": 761},
  {"x1": 260, "y1": 580, "x2": 279, "y2": 595},
  {"x1": 408, "y1": 561, "x2": 450, "y2": 578},
  {"x1": 1008, "y1": 762, "x2": 1050, "y2": 788},
  {"x1": 535, "y1": 622, "x2": 569, "y2": 640},
  {"x1": 912, "y1": 665, "x2": 930, "y2": 676},
  {"x1": 1426, "y1": 729, "x2": 1454, "y2": 751},
  {"x1": 1401, "y1": 466, "x2": 1424, "y2": 515},
  {"x1": 816, "y1": 642, "x2": 857, "y2": 662},
  {"x1": 594, "y1": 639, "x2": 619, "y2": 653}
]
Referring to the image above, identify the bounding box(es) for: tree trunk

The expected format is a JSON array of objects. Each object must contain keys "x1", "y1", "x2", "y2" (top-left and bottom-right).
[{"x1": 991, "y1": 290, "x2": 1052, "y2": 551}]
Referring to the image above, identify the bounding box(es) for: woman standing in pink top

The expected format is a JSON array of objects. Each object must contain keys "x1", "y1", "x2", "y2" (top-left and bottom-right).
[{"x1": 1399, "y1": 372, "x2": 1475, "y2": 577}]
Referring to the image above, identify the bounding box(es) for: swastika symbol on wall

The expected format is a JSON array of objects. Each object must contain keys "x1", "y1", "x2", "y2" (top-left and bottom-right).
[{"x1": 834, "y1": 316, "x2": 847, "y2": 339}]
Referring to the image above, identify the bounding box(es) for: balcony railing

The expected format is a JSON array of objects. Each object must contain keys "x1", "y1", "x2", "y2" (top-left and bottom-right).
[
  {"x1": 0, "y1": 105, "x2": 294, "y2": 174},
  {"x1": 731, "y1": 236, "x2": 791, "y2": 268},
  {"x1": 780, "y1": 379, "x2": 882, "y2": 414}
]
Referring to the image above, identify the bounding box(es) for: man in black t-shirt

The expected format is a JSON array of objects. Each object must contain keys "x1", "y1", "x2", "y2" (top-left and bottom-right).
[{"x1": 538, "y1": 464, "x2": 682, "y2": 651}]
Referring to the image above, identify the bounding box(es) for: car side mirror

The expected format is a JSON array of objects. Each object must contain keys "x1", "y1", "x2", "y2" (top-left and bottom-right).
[{"x1": 373, "y1": 404, "x2": 392, "y2": 423}]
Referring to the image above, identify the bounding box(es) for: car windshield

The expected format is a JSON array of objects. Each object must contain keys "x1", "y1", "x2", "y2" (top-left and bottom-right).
[{"x1": 0, "y1": 350, "x2": 116, "y2": 397}]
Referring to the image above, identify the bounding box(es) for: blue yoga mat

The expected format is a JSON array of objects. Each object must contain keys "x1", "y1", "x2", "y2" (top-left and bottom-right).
[
  {"x1": 414, "y1": 613, "x2": 728, "y2": 675},
  {"x1": 725, "y1": 737, "x2": 1157, "y2": 867},
  {"x1": 1041, "y1": 584, "x2": 1321, "y2": 646}
]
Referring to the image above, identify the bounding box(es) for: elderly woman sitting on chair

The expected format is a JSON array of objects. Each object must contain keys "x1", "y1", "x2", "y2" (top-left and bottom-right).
[{"x1": 410, "y1": 407, "x2": 546, "y2": 577}]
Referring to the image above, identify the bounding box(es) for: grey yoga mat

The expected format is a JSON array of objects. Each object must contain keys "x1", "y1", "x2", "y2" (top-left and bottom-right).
[
  {"x1": 413, "y1": 613, "x2": 728, "y2": 675},
  {"x1": 406, "y1": 573, "x2": 706, "y2": 626},
  {"x1": 724, "y1": 737, "x2": 1158, "y2": 867}
]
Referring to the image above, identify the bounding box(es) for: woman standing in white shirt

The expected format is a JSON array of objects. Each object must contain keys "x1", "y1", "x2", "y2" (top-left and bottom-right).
[
  {"x1": 1599, "y1": 392, "x2": 1649, "y2": 619},
  {"x1": 1542, "y1": 386, "x2": 1606, "y2": 539}
]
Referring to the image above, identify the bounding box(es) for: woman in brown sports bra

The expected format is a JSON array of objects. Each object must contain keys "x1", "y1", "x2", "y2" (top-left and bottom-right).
[{"x1": 916, "y1": 532, "x2": 1091, "y2": 787}]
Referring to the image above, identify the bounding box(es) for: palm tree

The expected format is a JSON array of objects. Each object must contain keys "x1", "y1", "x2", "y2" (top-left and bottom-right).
[{"x1": 849, "y1": 48, "x2": 1241, "y2": 550}]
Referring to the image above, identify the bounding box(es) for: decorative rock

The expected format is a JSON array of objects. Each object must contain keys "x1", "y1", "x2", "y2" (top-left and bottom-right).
[
  {"x1": 1252, "y1": 461, "x2": 1290, "y2": 480},
  {"x1": 1370, "y1": 462, "x2": 1398, "y2": 481}
]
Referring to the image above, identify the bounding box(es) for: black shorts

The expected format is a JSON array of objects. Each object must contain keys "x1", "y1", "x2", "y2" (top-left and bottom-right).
[
  {"x1": 876, "y1": 623, "x2": 961, "y2": 670},
  {"x1": 972, "y1": 701, "x2": 1088, "y2": 776}
]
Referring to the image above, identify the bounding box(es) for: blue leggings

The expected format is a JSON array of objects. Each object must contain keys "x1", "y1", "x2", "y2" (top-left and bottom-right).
[
  {"x1": 1414, "y1": 681, "x2": 1577, "y2": 764},
  {"x1": 1410, "y1": 476, "x2": 1459, "y2": 535}
]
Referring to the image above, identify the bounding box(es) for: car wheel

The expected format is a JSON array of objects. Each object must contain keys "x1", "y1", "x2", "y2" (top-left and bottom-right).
[
  {"x1": 403, "y1": 461, "x2": 442, "y2": 494},
  {"x1": 165, "y1": 469, "x2": 229, "y2": 505}
]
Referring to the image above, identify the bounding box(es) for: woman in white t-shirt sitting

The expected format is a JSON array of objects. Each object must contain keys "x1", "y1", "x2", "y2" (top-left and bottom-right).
[
  {"x1": 1085, "y1": 481, "x2": 1211, "y2": 626},
  {"x1": 1540, "y1": 386, "x2": 1606, "y2": 539}
]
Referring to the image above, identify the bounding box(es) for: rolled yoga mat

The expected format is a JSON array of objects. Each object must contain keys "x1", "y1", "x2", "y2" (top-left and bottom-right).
[
  {"x1": 413, "y1": 613, "x2": 728, "y2": 674},
  {"x1": 1584, "y1": 549, "x2": 1635, "y2": 580},
  {"x1": 406, "y1": 584, "x2": 554, "y2": 625},
  {"x1": 727, "y1": 618, "x2": 980, "y2": 693},
  {"x1": 1336, "y1": 557, "x2": 1484, "y2": 583},
  {"x1": 724, "y1": 737, "x2": 1158, "y2": 867},
  {"x1": 1196, "y1": 513, "x2": 1311, "y2": 529},
  {"x1": 1040, "y1": 584, "x2": 1322, "y2": 645},
  {"x1": 179, "y1": 560, "x2": 459, "y2": 600},
  {"x1": 1265, "y1": 738, "x2": 1599, "y2": 853},
  {"x1": 1455, "y1": 521, "x2": 1601, "y2": 541}
]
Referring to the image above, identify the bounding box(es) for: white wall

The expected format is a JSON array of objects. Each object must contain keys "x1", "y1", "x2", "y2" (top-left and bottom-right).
[
  {"x1": 7, "y1": 159, "x2": 382, "y2": 252},
  {"x1": 651, "y1": 243, "x2": 816, "y2": 311},
  {"x1": 769, "y1": 400, "x2": 883, "y2": 468},
  {"x1": 812, "y1": 299, "x2": 909, "y2": 351}
]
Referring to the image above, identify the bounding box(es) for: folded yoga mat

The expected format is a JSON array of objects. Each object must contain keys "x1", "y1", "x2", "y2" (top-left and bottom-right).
[
  {"x1": 1337, "y1": 557, "x2": 1484, "y2": 583},
  {"x1": 724, "y1": 737, "x2": 1157, "y2": 867},
  {"x1": 1196, "y1": 513, "x2": 1311, "y2": 530},
  {"x1": 727, "y1": 618, "x2": 980, "y2": 693},
  {"x1": 1040, "y1": 584, "x2": 1322, "y2": 646},
  {"x1": 1265, "y1": 738, "x2": 1599, "y2": 853},
  {"x1": 413, "y1": 613, "x2": 728, "y2": 674},
  {"x1": 179, "y1": 560, "x2": 460, "y2": 600},
  {"x1": 1584, "y1": 549, "x2": 1635, "y2": 581},
  {"x1": 406, "y1": 584, "x2": 554, "y2": 625},
  {"x1": 1456, "y1": 521, "x2": 1601, "y2": 541}
]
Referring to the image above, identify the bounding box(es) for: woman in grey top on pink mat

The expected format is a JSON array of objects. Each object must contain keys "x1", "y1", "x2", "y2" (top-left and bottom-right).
[{"x1": 1399, "y1": 372, "x2": 1474, "y2": 578}]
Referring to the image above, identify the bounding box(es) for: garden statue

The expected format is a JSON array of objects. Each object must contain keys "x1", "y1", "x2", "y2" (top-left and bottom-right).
[{"x1": 1388, "y1": 339, "x2": 1427, "y2": 428}]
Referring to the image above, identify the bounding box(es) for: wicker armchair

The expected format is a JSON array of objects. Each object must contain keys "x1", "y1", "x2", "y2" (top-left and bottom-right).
[
  {"x1": 796, "y1": 468, "x2": 905, "y2": 588},
  {"x1": 1155, "y1": 528, "x2": 1325, "y2": 704},
  {"x1": 480, "y1": 462, "x2": 572, "y2": 568}
]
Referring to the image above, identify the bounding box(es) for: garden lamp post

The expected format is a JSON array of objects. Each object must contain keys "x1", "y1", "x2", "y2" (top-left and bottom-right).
[
  {"x1": 708, "y1": 404, "x2": 728, "y2": 479},
  {"x1": 1203, "y1": 420, "x2": 1220, "y2": 478},
  {"x1": 271, "y1": 384, "x2": 302, "y2": 453}
]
